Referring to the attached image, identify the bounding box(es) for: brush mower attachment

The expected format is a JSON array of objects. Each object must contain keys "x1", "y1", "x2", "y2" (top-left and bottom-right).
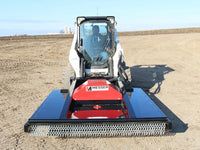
[{"x1": 24, "y1": 79, "x2": 172, "y2": 137}]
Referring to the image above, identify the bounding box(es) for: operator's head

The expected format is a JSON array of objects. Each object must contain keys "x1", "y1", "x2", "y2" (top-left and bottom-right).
[{"x1": 92, "y1": 25, "x2": 99, "y2": 35}]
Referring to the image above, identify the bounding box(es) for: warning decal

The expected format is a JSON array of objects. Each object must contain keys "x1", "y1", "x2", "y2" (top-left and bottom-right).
[{"x1": 86, "y1": 86, "x2": 109, "y2": 91}]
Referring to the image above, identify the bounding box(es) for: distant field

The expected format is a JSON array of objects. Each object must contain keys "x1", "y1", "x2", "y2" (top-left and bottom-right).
[
  {"x1": 1, "y1": 27, "x2": 200, "y2": 40},
  {"x1": 118, "y1": 27, "x2": 200, "y2": 36}
]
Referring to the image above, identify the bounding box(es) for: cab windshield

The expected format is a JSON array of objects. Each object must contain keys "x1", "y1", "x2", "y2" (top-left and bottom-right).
[{"x1": 79, "y1": 21, "x2": 113, "y2": 65}]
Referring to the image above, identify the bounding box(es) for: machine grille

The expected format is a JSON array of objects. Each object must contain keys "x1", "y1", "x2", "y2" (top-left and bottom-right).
[{"x1": 30, "y1": 121, "x2": 166, "y2": 137}]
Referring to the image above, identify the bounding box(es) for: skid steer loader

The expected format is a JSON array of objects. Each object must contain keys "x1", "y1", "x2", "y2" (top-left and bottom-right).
[{"x1": 24, "y1": 16, "x2": 172, "y2": 137}]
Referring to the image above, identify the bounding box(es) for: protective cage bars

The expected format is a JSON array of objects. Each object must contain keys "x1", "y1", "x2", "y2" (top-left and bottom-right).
[{"x1": 29, "y1": 121, "x2": 168, "y2": 137}]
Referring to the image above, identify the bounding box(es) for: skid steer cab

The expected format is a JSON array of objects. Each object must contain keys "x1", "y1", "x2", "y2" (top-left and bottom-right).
[
  {"x1": 24, "y1": 16, "x2": 172, "y2": 137},
  {"x1": 69, "y1": 16, "x2": 126, "y2": 79}
]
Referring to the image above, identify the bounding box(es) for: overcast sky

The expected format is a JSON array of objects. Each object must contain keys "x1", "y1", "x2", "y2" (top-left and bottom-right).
[{"x1": 0, "y1": 0, "x2": 200, "y2": 36}]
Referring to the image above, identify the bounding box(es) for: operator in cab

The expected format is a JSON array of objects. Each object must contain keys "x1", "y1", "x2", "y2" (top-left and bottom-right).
[{"x1": 91, "y1": 25, "x2": 104, "y2": 44}]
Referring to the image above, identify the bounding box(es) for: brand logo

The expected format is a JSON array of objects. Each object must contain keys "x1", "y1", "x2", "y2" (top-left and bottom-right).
[{"x1": 86, "y1": 86, "x2": 109, "y2": 91}]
